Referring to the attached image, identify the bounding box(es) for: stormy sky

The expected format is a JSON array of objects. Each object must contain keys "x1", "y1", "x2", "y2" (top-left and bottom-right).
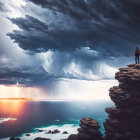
[{"x1": 0, "y1": 0, "x2": 138, "y2": 99}]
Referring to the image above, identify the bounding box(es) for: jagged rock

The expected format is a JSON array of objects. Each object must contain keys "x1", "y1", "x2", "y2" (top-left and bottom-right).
[
  {"x1": 26, "y1": 134, "x2": 30, "y2": 136},
  {"x1": 63, "y1": 131, "x2": 68, "y2": 134},
  {"x1": 67, "y1": 117, "x2": 103, "y2": 140},
  {"x1": 68, "y1": 64, "x2": 140, "y2": 140},
  {"x1": 36, "y1": 129, "x2": 44, "y2": 132},
  {"x1": 67, "y1": 134, "x2": 78, "y2": 140},
  {"x1": 104, "y1": 64, "x2": 140, "y2": 140},
  {"x1": 46, "y1": 129, "x2": 60, "y2": 134},
  {"x1": 47, "y1": 130, "x2": 52, "y2": 134},
  {"x1": 52, "y1": 129, "x2": 60, "y2": 134},
  {"x1": 38, "y1": 129, "x2": 44, "y2": 132}
]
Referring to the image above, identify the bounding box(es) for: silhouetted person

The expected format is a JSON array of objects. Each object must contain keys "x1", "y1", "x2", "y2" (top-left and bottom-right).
[{"x1": 135, "y1": 46, "x2": 139, "y2": 64}]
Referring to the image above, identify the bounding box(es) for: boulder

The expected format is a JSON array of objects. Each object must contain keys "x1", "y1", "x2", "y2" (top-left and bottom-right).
[
  {"x1": 52, "y1": 129, "x2": 60, "y2": 134},
  {"x1": 63, "y1": 131, "x2": 68, "y2": 134}
]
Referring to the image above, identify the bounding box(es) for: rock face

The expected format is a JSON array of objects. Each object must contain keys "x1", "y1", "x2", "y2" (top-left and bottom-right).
[
  {"x1": 67, "y1": 117, "x2": 103, "y2": 140},
  {"x1": 68, "y1": 64, "x2": 140, "y2": 140},
  {"x1": 104, "y1": 64, "x2": 140, "y2": 140}
]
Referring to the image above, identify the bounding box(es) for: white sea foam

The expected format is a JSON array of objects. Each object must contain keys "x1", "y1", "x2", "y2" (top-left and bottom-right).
[
  {"x1": 0, "y1": 118, "x2": 17, "y2": 124},
  {"x1": 1, "y1": 124, "x2": 79, "y2": 140}
]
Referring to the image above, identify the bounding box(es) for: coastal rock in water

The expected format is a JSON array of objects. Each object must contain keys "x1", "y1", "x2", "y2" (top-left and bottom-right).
[
  {"x1": 37, "y1": 129, "x2": 44, "y2": 132},
  {"x1": 25, "y1": 134, "x2": 30, "y2": 136},
  {"x1": 63, "y1": 131, "x2": 68, "y2": 134},
  {"x1": 52, "y1": 129, "x2": 60, "y2": 134},
  {"x1": 45, "y1": 129, "x2": 60, "y2": 134},
  {"x1": 47, "y1": 130, "x2": 52, "y2": 134},
  {"x1": 67, "y1": 117, "x2": 103, "y2": 140}
]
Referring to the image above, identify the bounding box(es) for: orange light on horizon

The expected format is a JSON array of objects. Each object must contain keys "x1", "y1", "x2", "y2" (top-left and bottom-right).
[{"x1": 0, "y1": 100, "x2": 25, "y2": 116}]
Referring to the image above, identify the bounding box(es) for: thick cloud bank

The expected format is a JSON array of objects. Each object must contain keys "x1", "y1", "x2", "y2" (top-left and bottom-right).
[
  {"x1": 0, "y1": 0, "x2": 136, "y2": 89},
  {"x1": 8, "y1": 0, "x2": 140, "y2": 55}
]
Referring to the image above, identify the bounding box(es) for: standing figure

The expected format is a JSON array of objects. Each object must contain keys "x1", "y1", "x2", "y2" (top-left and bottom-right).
[{"x1": 135, "y1": 46, "x2": 139, "y2": 64}]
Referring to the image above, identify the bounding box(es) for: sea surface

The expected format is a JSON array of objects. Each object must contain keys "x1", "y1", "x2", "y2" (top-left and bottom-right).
[{"x1": 0, "y1": 100, "x2": 114, "y2": 140}]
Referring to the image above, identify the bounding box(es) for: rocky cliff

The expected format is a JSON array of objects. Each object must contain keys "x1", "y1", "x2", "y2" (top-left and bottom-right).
[
  {"x1": 104, "y1": 64, "x2": 140, "y2": 140},
  {"x1": 67, "y1": 117, "x2": 103, "y2": 140},
  {"x1": 67, "y1": 64, "x2": 140, "y2": 140}
]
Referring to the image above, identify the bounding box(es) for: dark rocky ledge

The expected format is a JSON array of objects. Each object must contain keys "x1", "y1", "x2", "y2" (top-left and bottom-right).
[
  {"x1": 67, "y1": 117, "x2": 103, "y2": 140},
  {"x1": 68, "y1": 64, "x2": 140, "y2": 140}
]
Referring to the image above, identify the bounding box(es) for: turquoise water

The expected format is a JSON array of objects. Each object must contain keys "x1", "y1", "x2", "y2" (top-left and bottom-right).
[{"x1": 0, "y1": 100, "x2": 114, "y2": 139}]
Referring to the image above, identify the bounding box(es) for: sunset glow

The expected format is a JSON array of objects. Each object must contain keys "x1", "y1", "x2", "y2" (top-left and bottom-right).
[{"x1": 0, "y1": 100, "x2": 25, "y2": 116}]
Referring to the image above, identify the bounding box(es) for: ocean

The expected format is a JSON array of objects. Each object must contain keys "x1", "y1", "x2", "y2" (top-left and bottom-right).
[{"x1": 0, "y1": 100, "x2": 114, "y2": 140}]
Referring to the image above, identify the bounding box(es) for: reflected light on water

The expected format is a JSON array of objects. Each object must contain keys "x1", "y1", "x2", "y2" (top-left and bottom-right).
[
  {"x1": 0, "y1": 100, "x2": 25, "y2": 116},
  {"x1": 0, "y1": 100, "x2": 113, "y2": 139}
]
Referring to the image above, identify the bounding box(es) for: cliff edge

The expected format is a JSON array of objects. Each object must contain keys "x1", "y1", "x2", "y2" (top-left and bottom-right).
[
  {"x1": 104, "y1": 64, "x2": 140, "y2": 140},
  {"x1": 67, "y1": 64, "x2": 140, "y2": 140}
]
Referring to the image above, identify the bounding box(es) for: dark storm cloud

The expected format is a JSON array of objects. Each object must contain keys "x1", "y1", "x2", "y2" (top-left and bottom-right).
[
  {"x1": 7, "y1": 0, "x2": 140, "y2": 56},
  {"x1": 0, "y1": 65, "x2": 56, "y2": 86},
  {"x1": 28, "y1": 0, "x2": 140, "y2": 37},
  {"x1": 0, "y1": 0, "x2": 138, "y2": 87},
  {"x1": 7, "y1": 15, "x2": 50, "y2": 52},
  {"x1": 7, "y1": 15, "x2": 95, "y2": 52},
  {"x1": 28, "y1": 0, "x2": 140, "y2": 23},
  {"x1": 9, "y1": 15, "x2": 48, "y2": 33}
]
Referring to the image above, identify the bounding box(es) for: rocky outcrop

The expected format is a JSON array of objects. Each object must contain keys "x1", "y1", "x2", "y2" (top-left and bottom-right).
[
  {"x1": 67, "y1": 117, "x2": 103, "y2": 140},
  {"x1": 9, "y1": 137, "x2": 21, "y2": 140},
  {"x1": 63, "y1": 131, "x2": 68, "y2": 134},
  {"x1": 104, "y1": 64, "x2": 140, "y2": 140},
  {"x1": 68, "y1": 64, "x2": 140, "y2": 140},
  {"x1": 47, "y1": 129, "x2": 60, "y2": 134},
  {"x1": 67, "y1": 134, "x2": 78, "y2": 140},
  {"x1": 26, "y1": 133, "x2": 30, "y2": 136}
]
